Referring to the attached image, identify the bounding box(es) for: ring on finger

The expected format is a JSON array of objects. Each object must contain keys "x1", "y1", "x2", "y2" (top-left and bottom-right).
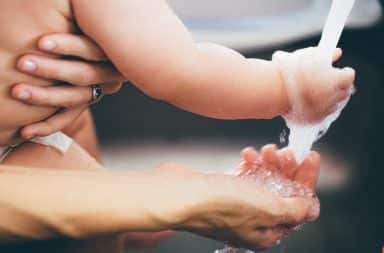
[{"x1": 89, "y1": 84, "x2": 104, "y2": 105}]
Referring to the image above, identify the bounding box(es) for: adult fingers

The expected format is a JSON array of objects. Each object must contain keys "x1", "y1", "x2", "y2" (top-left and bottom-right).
[
  {"x1": 17, "y1": 54, "x2": 125, "y2": 86},
  {"x1": 277, "y1": 148, "x2": 298, "y2": 179},
  {"x1": 294, "y1": 151, "x2": 321, "y2": 191},
  {"x1": 12, "y1": 84, "x2": 93, "y2": 108},
  {"x1": 241, "y1": 147, "x2": 259, "y2": 165},
  {"x1": 261, "y1": 145, "x2": 279, "y2": 172},
  {"x1": 242, "y1": 228, "x2": 286, "y2": 251},
  {"x1": 38, "y1": 33, "x2": 108, "y2": 61},
  {"x1": 20, "y1": 107, "x2": 86, "y2": 139},
  {"x1": 13, "y1": 82, "x2": 122, "y2": 108}
]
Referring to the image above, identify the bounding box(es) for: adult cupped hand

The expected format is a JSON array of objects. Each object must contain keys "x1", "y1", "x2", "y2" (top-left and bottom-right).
[
  {"x1": 156, "y1": 146, "x2": 320, "y2": 251},
  {"x1": 13, "y1": 33, "x2": 126, "y2": 139}
]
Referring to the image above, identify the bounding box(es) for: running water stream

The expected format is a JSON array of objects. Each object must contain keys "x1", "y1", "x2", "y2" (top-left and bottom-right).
[
  {"x1": 285, "y1": 0, "x2": 356, "y2": 162},
  {"x1": 215, "y1": 1, "x2": 356, "y2": 252}
]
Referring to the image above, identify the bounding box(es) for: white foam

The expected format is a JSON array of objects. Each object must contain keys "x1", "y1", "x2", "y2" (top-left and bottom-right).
[{"x1": 285, "y1": 0, "x2": 355, "y2": 162}]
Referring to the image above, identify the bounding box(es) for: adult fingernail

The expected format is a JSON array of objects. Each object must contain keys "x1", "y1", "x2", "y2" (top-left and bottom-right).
[
  {"x1": 17, "y1": 90, "x2": 31, "y2": 100},
  {"x1": 23, "y1": 133, "x2": 34, "y2": 140},
  {"x1": 21, "y1": 60, "x2": 37, "y2": 72},
  {"x1": 40, "y1": 39, "x2": 56, "y2": 51}
]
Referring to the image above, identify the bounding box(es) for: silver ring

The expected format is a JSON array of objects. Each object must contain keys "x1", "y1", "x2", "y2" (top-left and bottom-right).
[{"x1": 89, "y1": 85, "x2": 104, "y2": 105}]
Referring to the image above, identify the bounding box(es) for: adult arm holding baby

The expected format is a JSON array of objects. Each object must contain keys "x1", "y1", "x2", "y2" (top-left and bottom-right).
[{"x1": 0, "y1": 0, "x2": 356, "y2": 250}]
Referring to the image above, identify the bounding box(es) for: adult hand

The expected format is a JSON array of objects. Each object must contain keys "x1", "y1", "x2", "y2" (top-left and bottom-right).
[
  {"x1": 13, "y1": 33, "x2": 126, "y2": 139},
  {"x1": 154, "y1": 150, "x2": 320, "y2": 251}
]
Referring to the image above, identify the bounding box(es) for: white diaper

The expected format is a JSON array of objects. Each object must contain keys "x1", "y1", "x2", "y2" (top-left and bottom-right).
[{"x1": 0, "y1": 132, "x2": 73, "y2": 163}]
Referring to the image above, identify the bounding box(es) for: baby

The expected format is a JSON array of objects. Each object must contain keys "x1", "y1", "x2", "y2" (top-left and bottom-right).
[
  {"x1": 0, "y1": 0, "x2": 354, "y2": 163},
  {"x1": 0, "y1": 0, "x2": 353, "y2": 248}
]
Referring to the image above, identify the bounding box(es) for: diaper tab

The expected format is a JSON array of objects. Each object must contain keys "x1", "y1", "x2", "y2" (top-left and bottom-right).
[{"x1": 31, "y1": 132, "x2": 73, "y2": 153}]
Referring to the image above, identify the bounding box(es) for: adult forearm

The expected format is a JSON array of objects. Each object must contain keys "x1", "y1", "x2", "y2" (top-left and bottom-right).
[{"x1": 0, "y1": 166, "x2": 189, "y2": 242}]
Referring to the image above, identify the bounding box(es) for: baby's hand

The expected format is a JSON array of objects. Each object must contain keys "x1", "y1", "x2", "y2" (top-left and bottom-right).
[{"x1": 273, "y1": 47, "x2": 355, "y2": 124}]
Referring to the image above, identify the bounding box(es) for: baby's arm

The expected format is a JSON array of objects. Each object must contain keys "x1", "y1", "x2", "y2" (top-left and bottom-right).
[{"x1": 72, "y1": 0, "x2": 289, "y2": 120}]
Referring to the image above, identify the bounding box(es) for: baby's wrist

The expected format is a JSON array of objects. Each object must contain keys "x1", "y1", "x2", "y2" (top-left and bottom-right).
[{"x1": 271, "y1": 59, "x2": 292, "y2": 116}]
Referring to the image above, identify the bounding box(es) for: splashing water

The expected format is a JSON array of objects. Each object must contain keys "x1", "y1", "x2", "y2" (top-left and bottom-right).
[
  {"x1": 215, "y1": 167, "x2": 319, "y2": 253},
  {"x1": 286, "y1": 0, "x2": 356, "y2": 162},
  {"x1": 216, "y1": 1, "x2": 356, "y2": 252}
]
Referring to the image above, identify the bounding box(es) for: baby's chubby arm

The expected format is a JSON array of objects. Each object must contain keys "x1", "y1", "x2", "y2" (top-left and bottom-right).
[{"x1": 72, "y1": 0, "x2": 289, "y2": 120}]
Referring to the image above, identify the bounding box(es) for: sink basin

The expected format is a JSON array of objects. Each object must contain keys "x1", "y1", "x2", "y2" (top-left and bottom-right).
[{"x1": 167, "y1": 0, "x2": 382, "y2": 51}]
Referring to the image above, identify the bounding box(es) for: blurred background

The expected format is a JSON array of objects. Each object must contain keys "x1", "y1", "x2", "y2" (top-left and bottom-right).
[{"x1": 88, "y1": 0, "x2": 384, "y2": 252}]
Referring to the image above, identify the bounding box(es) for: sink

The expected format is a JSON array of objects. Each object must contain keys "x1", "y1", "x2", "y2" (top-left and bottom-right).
[{"x1": 167, "y1": 0, "x2": 382, "y2": 51}]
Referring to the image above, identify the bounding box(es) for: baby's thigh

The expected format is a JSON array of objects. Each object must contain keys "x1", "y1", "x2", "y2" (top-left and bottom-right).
[{"x1": 2, "y1": 141, "x2": 102, "y2": 171}]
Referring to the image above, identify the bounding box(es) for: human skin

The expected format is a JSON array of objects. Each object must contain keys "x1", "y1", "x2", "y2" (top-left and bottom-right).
[
  {"x1": 13, "y1": 35, "x2": 349, "y2": 138},
  {"x1": 1, "y1": 0, "x2": 354, "y2": 142},
  {"x1": 71, "y1": 0, "x2": 354, "y2": 122},
  {"x1": 0, "y1": 0, "x2": 124, "y2": 145},
  {"x1": 0, "y1": 110, "x2": 171, "y2": 253},
  {"x1": 0, "y1": 0, "x2": 323, "y2": 250},
  {"x1": 0, "y1": 143, "x2": 319, "y2": 251}
]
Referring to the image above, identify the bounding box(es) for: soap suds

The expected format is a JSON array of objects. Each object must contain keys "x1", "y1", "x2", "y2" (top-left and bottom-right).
[
  {"x1": 216, "y1": 1, "x2": 356, "y2": 252},
  {"x1": 283, "y1": 0, "x2": 356, "y2": 162}
]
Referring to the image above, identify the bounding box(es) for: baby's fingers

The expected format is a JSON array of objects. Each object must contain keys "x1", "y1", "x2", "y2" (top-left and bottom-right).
[
  {"x1": 294, "y1": 151, "x2": 320, "y2": 191},
  {"x1": 332, "y1": 48, "x2": 343, "y2": 63},
  {"x1": 334, "y1": 67, "x2": 355, "y2": 92}
]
